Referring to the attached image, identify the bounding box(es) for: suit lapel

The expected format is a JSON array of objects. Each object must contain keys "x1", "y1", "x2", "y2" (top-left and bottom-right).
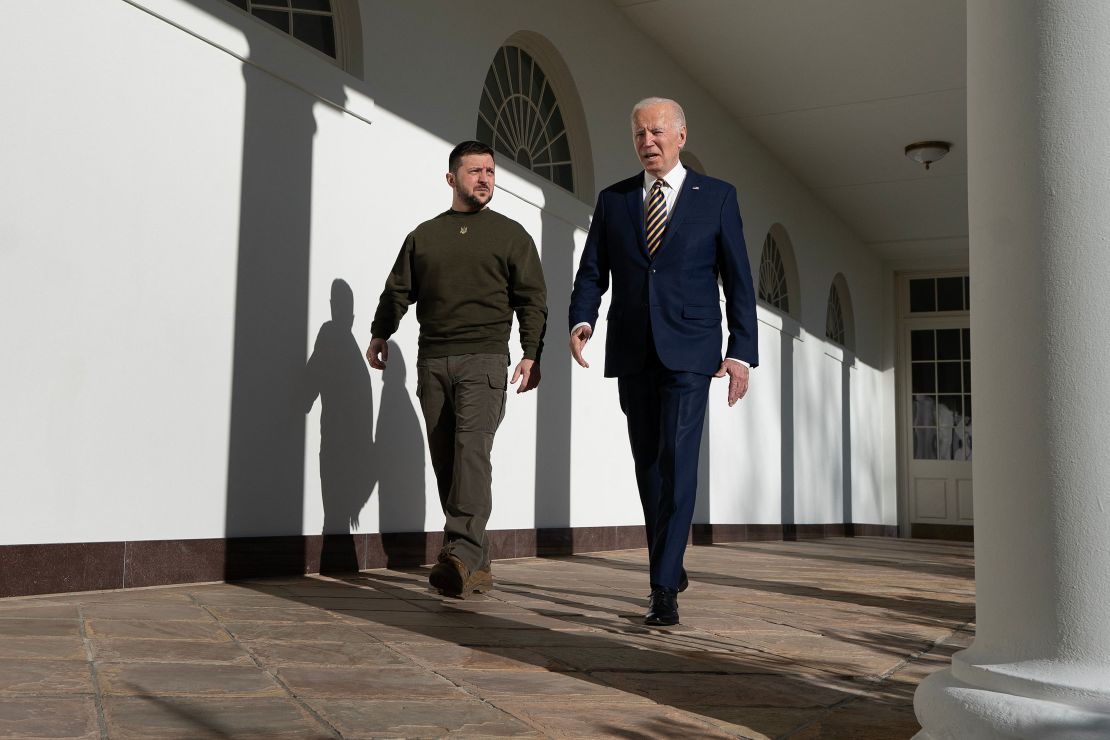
[
  {"x1": 624, "y1": 176, "x2": 648, "y2": 256},
  {"x1": 659, "y1": 170, "x2": 698, "y2": 255}
]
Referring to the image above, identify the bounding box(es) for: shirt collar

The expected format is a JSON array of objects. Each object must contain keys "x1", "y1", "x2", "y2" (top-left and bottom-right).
[{"x1": 644, "y1": 161, "x2": 687, "y2": 191}]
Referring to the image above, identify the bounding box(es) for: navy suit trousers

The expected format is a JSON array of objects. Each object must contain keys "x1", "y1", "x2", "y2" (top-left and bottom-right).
[{"x1": 617, "y1": 338, "x2": 711, "y2": 590}]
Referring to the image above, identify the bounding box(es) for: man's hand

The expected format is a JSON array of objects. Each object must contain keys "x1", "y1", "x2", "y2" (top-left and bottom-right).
[
  {"x1": 511, "y1": 358, "x2": 541, "y2": 393},
  {"x1": 569, "y1": 325, "x2": 593, "y2": 368},
  {"x1": 713, "y1": 359, "x2": 750, "y2": 407},
  {"x1": 366, "y1": 337, "x2": 388, "y2": 370}
]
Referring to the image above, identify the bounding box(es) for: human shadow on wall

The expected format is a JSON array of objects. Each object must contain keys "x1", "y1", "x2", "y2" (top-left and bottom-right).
[
  {"x1": 304, "y1": 279, "x2": 375, "y2": 574},
  {"x1": 375, "y1": 340, "x2": 427, "y2": 566}
]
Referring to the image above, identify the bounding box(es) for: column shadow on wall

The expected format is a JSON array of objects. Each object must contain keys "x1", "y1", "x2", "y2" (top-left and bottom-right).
[
  {"x1": 842, "y1": 358, "x2": 854, "y2": 535},
  {"x1": 303, "y1": 279, "x2": 375, "y2": 574},
  {"x1": 781, "y1": 331, "x2": 797, "y2": 540},
  {"x1": 223, "y1": 41, "x2": 346, "y2": 580},
  {"x1": 375, "y1": 340, "x2": 428, "y2": 567},
  {"x1": 534, "y1": 211, "x2": 574, "y2": 553}
]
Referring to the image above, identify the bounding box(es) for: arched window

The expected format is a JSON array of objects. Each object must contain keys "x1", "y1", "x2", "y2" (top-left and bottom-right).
[
  {"x1": 759, "y1": 234, "x2": 790, "y2": 313},
  {"x1": 478, "y1": 46, "x2": 572, "y2": 191},
  {"x1": 476, "y1": 33, "x2": 593, "y2": 198},
  {"x1": 826, "y1": 273, "x2": 855, "y2": 349},
  {"x1": 826, "y1": 284, "x2": 845, "y2": 345},
  {"x1": 224, "y1": 0, "x2": 362, "y2": 73},
  {"x1": 757, "y1": 224, "x2": 800, "y2": 319}
]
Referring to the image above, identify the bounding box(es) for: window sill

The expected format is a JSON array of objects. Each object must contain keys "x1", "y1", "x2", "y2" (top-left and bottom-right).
[{"x1": 757, "y1": 304, "x2": 801, "y2": 339}]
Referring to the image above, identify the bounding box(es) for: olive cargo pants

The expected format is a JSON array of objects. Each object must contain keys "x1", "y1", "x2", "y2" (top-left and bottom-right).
[{"x1": 415, "y1": 353, "x2": 508, "y2": 573}]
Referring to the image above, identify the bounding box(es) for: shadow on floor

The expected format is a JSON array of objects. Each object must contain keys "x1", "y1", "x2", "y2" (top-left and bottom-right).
[{"x1": 224, "y1": 540, "x2": 975, "y2": 737}]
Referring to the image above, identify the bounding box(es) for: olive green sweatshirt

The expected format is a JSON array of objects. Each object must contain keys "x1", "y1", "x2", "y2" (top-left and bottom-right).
[{"x1": 370, "y1": 208, "x2": 548, "y2": 361}]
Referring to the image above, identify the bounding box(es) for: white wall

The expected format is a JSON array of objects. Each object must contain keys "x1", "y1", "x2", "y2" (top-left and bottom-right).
[{"x1": 0, "y1": 0, "x2": 895, "y2": 547}]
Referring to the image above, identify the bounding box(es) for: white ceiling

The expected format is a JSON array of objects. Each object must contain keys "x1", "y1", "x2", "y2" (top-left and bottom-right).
[{"x1": 612, "y1": 0, "x2": 968, "y2": 263}]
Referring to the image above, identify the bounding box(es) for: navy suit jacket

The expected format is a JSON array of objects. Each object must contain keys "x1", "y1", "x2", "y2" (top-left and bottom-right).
[{"x1": 569, "y1": 169, "x2": 759, "y2": 377}]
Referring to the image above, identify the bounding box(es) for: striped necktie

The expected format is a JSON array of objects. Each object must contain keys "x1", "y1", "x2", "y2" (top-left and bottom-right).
[{"x1": 645, "y1": 179, "x2": 667, "y2": 257}]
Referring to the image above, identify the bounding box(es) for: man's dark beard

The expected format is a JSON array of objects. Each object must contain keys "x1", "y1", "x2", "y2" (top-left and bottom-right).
[{"x1": 457, "y1": 185, "x2": 492, "y2": 210}]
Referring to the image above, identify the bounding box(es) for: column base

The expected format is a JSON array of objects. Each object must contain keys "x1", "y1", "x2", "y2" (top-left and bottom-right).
[{"x1": 914, "y1": 666, "x2": 1110, "y2": 739}]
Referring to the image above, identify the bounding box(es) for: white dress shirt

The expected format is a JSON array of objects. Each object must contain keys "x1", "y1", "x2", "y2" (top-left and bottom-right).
[{"x1": 643, "y1": 161, "x2": 687, "y2": 218}]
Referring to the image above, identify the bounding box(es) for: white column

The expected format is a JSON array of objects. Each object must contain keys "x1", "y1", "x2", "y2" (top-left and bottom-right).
[{"x1": 914, "y1": 2, "x2": 1110, "y2": 737}]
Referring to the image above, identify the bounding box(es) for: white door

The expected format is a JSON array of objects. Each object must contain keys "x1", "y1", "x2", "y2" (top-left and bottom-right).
[{"x1": 899, "y1": 275, "x2": 973, "y2": 538}]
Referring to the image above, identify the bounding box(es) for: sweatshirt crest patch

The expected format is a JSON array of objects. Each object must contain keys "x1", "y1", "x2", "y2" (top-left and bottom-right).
[{"x1": 459, "y1": 226, "x2": 468, "y2": 235}]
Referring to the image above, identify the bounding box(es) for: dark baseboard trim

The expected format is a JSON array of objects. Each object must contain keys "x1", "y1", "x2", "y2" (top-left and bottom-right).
[
  {"x1": 910, "y1": 523, "x2": 974, "y2": 542},
  {"x1": 693, "y1": 523, "x2": 898, "y2": 543},
  {"x1": 0, "y1": 522, "x2": 900, "y2": 598}
]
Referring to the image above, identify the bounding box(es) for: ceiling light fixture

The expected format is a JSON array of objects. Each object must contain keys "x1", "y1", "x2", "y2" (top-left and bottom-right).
[{"x1": 904, "y1": 140, "x2": 951, "y2": 170}]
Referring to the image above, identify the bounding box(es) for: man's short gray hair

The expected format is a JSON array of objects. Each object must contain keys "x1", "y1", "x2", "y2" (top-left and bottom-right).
[{"x1": 630, "y1": 97, "x2": 687, "y2": 129}]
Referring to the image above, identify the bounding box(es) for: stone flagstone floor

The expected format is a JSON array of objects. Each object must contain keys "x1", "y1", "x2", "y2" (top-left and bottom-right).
[{"x1": 0, "y1": 537, "x2": 974, "y2": 738}]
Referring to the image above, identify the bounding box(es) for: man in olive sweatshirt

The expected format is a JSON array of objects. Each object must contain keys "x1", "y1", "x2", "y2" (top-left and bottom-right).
[{"x1": 366, "y1": 140, "x2": 547, "y2": 598}]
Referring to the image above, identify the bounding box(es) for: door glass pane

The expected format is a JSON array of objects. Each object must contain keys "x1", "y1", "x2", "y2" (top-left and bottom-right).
[
  {"x1": 911, "y1": 381, "x2": 965, "y2": 460},
  {"x1": 905, "y1": 285, "x2": 972, "y2": 467},
  {"x1": 909, "y1": 279, "x2": 936, "y2": 313},
  {"x1": 938, "y1": 395, "x2": 962, "y2": 424},
  {"x1": 911, "y1": 330, "x2": 935, "y2": 361},
  {"x1": 946, "y1": 424, "x2": 971, "y2": 460},
  {"x1": 913, "y1": 394, "x2": 937, "y2": 426},
  {"x1": 936, "y1": 329, "x2": 961, "y2": 360},
  {"x1": 937, "y1": 362, "x2": 962, "y2": 393},
  {"x1": 912, "y1": 364, "x2": 935, "y2": 393},
  {"x1": 937, "y1": 277, "x2": 964, "y2": 311},
  {"x1": 914, "y1": 428, "x2": 938, "y2": 459},
  {"x1": 938, "y1": 426, "x2": 959, "y2": 460}
]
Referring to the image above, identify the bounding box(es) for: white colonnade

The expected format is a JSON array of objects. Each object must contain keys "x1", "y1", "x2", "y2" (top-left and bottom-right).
[{"x1": 914, "y1": 1, "x2": 1110, "y2": 737}]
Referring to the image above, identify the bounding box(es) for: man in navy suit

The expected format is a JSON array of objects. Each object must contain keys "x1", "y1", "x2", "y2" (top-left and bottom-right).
[{"x1": 569, "y1": 97, "x2": 758, "y2": 626}]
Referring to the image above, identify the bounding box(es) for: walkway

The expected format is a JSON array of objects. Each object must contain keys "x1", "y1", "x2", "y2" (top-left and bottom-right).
[{"x1": 0, "y1": 537, "x2": 974, "y2": 738}]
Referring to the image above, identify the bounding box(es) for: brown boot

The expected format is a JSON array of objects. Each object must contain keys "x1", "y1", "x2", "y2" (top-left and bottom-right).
[
  {"x1": 429, "y1": 552, "x2": 467, "y2": 597},
  {"x1": 465, "y1": 562, "x2": 493, "y2": 595}
]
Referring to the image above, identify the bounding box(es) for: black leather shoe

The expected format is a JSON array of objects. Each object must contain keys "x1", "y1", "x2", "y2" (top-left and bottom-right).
[
  {"x1": 646, "y1": 570, "x2": 688, "y2": 601},
  {"x1": 644, "y1": 587, "x2": 679, "y2": 626}
]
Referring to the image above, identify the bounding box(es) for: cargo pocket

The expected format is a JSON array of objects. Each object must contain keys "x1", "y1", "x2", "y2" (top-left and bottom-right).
[
  {"x1": 415, "y1": 359, "x2": 427, "y2": 399},
  {"x1": 488, "y1": 372, "x2": 508, "y2": 428}
]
